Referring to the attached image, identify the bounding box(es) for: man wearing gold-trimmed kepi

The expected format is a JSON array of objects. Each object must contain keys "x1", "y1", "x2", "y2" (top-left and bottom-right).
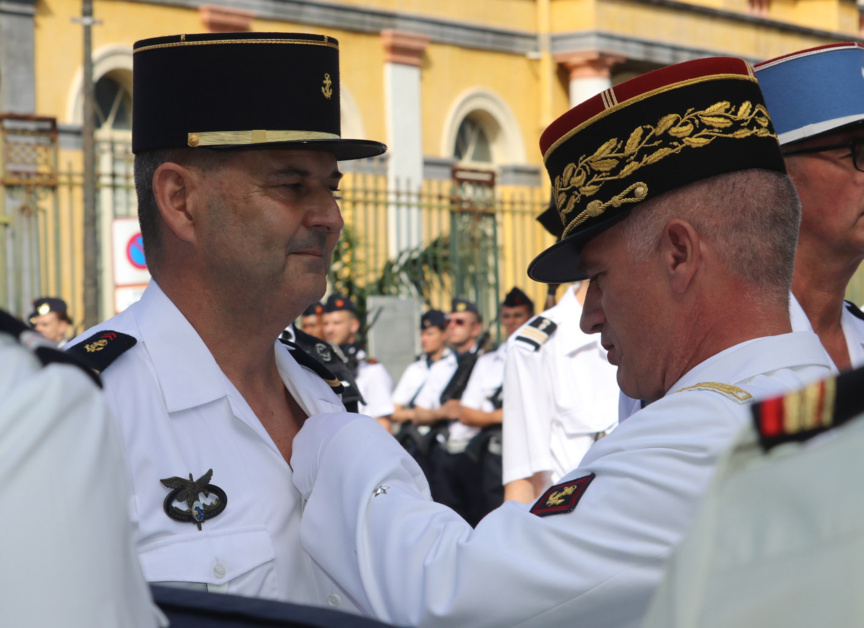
[
  {"x1": 285, "y1": 57, "x2": 834, "y2": 627},
  {"x1": 67, "y1": 32, "x2": 386, "y2": 612}
]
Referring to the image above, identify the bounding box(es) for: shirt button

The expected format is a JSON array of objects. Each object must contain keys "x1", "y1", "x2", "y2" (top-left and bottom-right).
[
  {"x1": 213, "y1": 563, "x2": 226, "y2": 579},
  {"x1": 327, "y1": 593, "x2": 341, "y2": 608}
]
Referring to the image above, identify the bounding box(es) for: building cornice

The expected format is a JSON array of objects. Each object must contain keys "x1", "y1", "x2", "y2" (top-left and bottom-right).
[{"x1": 121, "y1": 0, "x2": 862, "y2": 60}]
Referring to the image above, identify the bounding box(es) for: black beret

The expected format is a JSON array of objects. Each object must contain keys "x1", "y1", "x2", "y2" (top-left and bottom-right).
[
  {"x1": 132, "y1": 32, "x2": 386, "y2": 160},
  {"x1": 451, "y1": 298, "x2": 479, "y2": 315},
  {"x1": 28, "y1": 297, "x2": 69, "y2": 325},
  {"x1": 323, "y1": 294, "x2": 357, "y2": 314},
  {"x1": 420, "y1": 309, "x2": 447, "y2": 330},
  {"x1": 302, "y1": 302, "x2": 324, "y2": 317},
  {"x1": 502, "y1": 287, "x2": 533, "y2": 310}
]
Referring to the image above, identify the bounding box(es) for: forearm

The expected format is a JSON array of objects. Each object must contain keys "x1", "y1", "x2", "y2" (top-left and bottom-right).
[
  {"x1": 504, "y1": 472, "x2": 546, "y2": 504},
  {"x1": 459, "y1": 406, "x2": 503, "y2": 428}
]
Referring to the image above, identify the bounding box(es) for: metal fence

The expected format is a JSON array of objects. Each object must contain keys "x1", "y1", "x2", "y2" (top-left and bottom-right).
[{"x1": 0, "y1": 123, "x2": 554, "y2": 335}]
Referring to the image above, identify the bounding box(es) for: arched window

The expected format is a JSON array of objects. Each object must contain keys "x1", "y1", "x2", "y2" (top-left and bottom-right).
[
  {"x1": 454, "y1": 115, "x2": 493, "y2": 163},
  {"x1": 442, "y1": 90, "x2": 526, "y2": 166},
  {"x1": 94, "y1": 74, "x2": 132, "y2": 131}
]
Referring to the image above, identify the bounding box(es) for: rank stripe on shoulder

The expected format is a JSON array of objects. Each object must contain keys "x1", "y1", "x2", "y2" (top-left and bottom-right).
[
  {"x1": 66, "y1": 330, "x2": 137, "y2": 375},
  {"x1": 674, "y1": 382, "x2": 752, "y2": 402},
  {"x1": 514, "y1": 316, "x2": 557, "y2": 352},
  {"x1": 752, "y1": 367, "x2": 864, "y2": 451}
]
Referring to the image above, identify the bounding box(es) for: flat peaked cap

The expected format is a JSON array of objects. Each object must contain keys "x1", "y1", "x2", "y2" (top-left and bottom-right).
[
  {"x1": 755, "y1": 42, "x2": 864, "y2": 145},
  {"x1": 528, "y1": 57, "x2": 786, "y2": 284},
  {"x1": 132, "y1": 32, "x2": 387, "y2": 159}
]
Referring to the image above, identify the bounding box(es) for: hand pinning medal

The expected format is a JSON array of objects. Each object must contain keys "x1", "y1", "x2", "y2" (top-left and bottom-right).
[{"x1": 161, "y1": 469, "x2": 227, "y2": 530}]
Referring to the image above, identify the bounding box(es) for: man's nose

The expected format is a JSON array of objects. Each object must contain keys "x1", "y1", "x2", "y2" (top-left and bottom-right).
[{"x1": 580, "y1": 282, "x2": 604, "y2": 335}]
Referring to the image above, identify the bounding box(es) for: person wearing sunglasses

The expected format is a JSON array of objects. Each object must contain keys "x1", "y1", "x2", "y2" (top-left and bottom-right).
[
  {"x1": 409, "y1": 297, "x2": 486, "y2": 522},
  {"x1": 756, "y1": 43, "x2": 864, "y2": 372}
]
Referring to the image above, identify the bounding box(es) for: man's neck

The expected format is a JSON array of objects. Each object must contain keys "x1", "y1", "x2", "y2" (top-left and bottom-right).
[
  {"x1": 157, "y1": 276, "x2": 296, "y2": 388},
  {"x1": 792, "y1": 249, "x2": 857, "y2": 370}
]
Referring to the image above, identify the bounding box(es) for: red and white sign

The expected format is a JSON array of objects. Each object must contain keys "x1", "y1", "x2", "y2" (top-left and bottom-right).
[{"x1": 112, "y1": 218, "x2": 151, "y2": 286}]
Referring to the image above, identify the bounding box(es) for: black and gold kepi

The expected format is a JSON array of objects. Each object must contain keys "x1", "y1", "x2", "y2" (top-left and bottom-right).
[
  {"x1": 132, "y1": 32, "x2": 387, "y2": 160},
  {"x1": 527, "y1": 57, "x2": 786, "y2": 284}
]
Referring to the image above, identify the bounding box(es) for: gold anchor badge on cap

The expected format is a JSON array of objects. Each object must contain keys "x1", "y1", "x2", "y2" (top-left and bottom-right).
[
  {"x1": 322, "y1": 73, "x2": 333, "y2": 99},
  {"x1": 161, "y1": 469, "x2": 227, "y2": 531}
]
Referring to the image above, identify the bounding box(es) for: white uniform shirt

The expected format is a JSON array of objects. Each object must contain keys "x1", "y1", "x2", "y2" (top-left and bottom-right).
[
  {"x1": 503, "y1": 286, "x2": 620, "y2": 485},
  {"x1": 391, "y1": 357, "x2": 433, "y2": 407},
  {"x1": 460, "y1": 343, "x2": 507, "y2": 413},
  {"x1": 291, "y1": 332, "x2": 832, "y2": 628},
  {"x1": 68, "y1": 282, "x2": 360, "y2": 613},
  {"x1": 356, "y1": 359, "x2": 395, "y2": 419},
  {"x1": 1, "y1": 333, "x2": 157, "y2": 627},
  {"x1": 413, "y1": 350, "x2": 478, "y2": 443},
  {"x1": 790, "y1": 293, "x2": 864, "y2": 368}
]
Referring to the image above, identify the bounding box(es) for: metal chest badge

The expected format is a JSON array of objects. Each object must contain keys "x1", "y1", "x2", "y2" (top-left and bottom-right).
[{"x1": 161, "y1": 469, "x2": 227, "y2": 530}]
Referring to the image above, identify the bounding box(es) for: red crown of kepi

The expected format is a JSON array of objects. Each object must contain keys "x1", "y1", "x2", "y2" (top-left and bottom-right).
[{"x1": 528, "y1": 56, "x2": 786, "y2": 284}]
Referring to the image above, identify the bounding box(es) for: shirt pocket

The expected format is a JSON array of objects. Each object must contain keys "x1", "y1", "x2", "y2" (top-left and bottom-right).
[{"x1": 139, "y1": 525, "x2": 277, "y2": 596}]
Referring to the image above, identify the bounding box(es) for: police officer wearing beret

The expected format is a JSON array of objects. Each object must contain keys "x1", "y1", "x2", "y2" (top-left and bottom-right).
[
  {"x1": 28, "y1": 296, "x2": 73, "y2": 347},
  {"x1": 289, "y1": 57, "x2": 835, "y2": 627},
  {"x1": 453, "y1": 287, "x2": 533, "y2": 521},
  {"x1": 299, "y1": 301, "x2": 325, "y2": 340},
  {"x1": 322, "y1": 294, "x2": 395, "y2": 429},
  {"x1": 67, "y1": 32, "x2": 385, "y2": 611},
  {"x1": 756, "y1": 43, "x2": 864, "y2": 371}
]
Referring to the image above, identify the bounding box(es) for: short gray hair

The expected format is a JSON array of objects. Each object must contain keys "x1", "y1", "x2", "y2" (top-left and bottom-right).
[
  {"x1": 133, "y1": 148, "x2": 228, "y2": 276},
  {"x1": 619, "y1": 169, "x2": 801, "y2": 303}
]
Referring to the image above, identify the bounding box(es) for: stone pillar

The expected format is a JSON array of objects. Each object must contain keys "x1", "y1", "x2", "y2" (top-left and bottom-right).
[
  {"x1": 381, "y1": 30, "x2": 430, "y2": 254},
  {"x1": 0, "y1": 0, "x2": 37, "y2": 113},
  {"x1": 555, "y1": 51, "x2": 625, "y2": 107}
]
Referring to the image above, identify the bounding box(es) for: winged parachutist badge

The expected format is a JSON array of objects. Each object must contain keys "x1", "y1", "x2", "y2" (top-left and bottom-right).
[{"x1": 161, "y1": 469, "x2": 227, "y2": 530}]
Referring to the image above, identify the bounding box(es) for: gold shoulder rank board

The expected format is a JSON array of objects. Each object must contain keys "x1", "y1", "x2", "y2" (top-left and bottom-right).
[
  {"x1": 675, "y1": 382, "x2": 752, "y2": 403},
  {"x1": 530, "y1": 474, "x2": 595, "y2": 517},
  {"x1": 514, "y1": 316, "x2": 558, "y2": 352}
]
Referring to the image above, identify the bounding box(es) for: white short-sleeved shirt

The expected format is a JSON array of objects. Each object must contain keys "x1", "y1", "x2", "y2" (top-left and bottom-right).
[
  {"x1": 460, "y1": 344, "x2": 507, "y2": 413},
  {"x1": 413, "y1": 351, "x2": 478, "y2": 443},
  {"x1": 291, "y1": 332, "x2": 832, "y2": 628},
  {"x1": 391, "y1": 357, "x2": 432, "y2": 407},
  {"x1": 790, "y1": 293, "x2": 864, "y2": 368},
  {"x1": 1, "y1": 332, "x2": 157, "y2": 627},
  {"x1": 503, "y1": 286, "x2": 620, "y2": 485},
  {"x1": 68, "y1": 282, "x2": 363, "y2": 614},
  {"x1": 356, "y1": 359, "x2": 395, "y2": 419}
]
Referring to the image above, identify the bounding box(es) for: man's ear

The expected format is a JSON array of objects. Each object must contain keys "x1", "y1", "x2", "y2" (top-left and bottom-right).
[
  {"x1": 152, "y1": 162, "x2": 202, "y2": 246},
  {"x1": 350, "y1": 317, "x2": 361, "y2": 335},
  {"x1": 661, "y1": 219, "x2": 701, "y2": 294}
]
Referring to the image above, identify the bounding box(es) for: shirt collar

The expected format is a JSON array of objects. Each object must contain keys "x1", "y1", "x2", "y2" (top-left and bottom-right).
[
  {"x1": 670, "y1": 332, "x2": 833, "y2": 394},
  {"x1": 133, "y1": 282, "x2": 230, "y2": 413}
]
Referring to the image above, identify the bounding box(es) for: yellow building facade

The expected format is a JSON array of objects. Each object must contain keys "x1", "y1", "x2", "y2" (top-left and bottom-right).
[{"x1": 0, "y1": 0, "x2": 860, "y2": 329}]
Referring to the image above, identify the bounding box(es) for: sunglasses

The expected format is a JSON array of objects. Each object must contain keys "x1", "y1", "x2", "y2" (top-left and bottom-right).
[{"x1": 783, "y1": 139, "x2": 864, "y2": 173}]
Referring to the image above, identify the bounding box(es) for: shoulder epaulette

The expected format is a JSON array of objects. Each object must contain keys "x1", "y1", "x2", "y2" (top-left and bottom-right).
[
  {"x1": 752, "y1": 368, "x2": 864, "y2": 451},
  {"x1": 514, "y1": 316, "x2": 558, "y2": 352},
  {"x1": 674, "y1": 382, "x2": 752, "y2": 402},
  {"x1": 280, "y1": 336, "x2": 344, "y2": 395},
  {"x1": 0, "y1": 309, "x2": 103, "y2": 388},
  {"x1": 66, "y1": 330, "x2": 137, "y2": 376},
  {"x1": 845, "y1": 300, "x2": 864, "y2": 321}
]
